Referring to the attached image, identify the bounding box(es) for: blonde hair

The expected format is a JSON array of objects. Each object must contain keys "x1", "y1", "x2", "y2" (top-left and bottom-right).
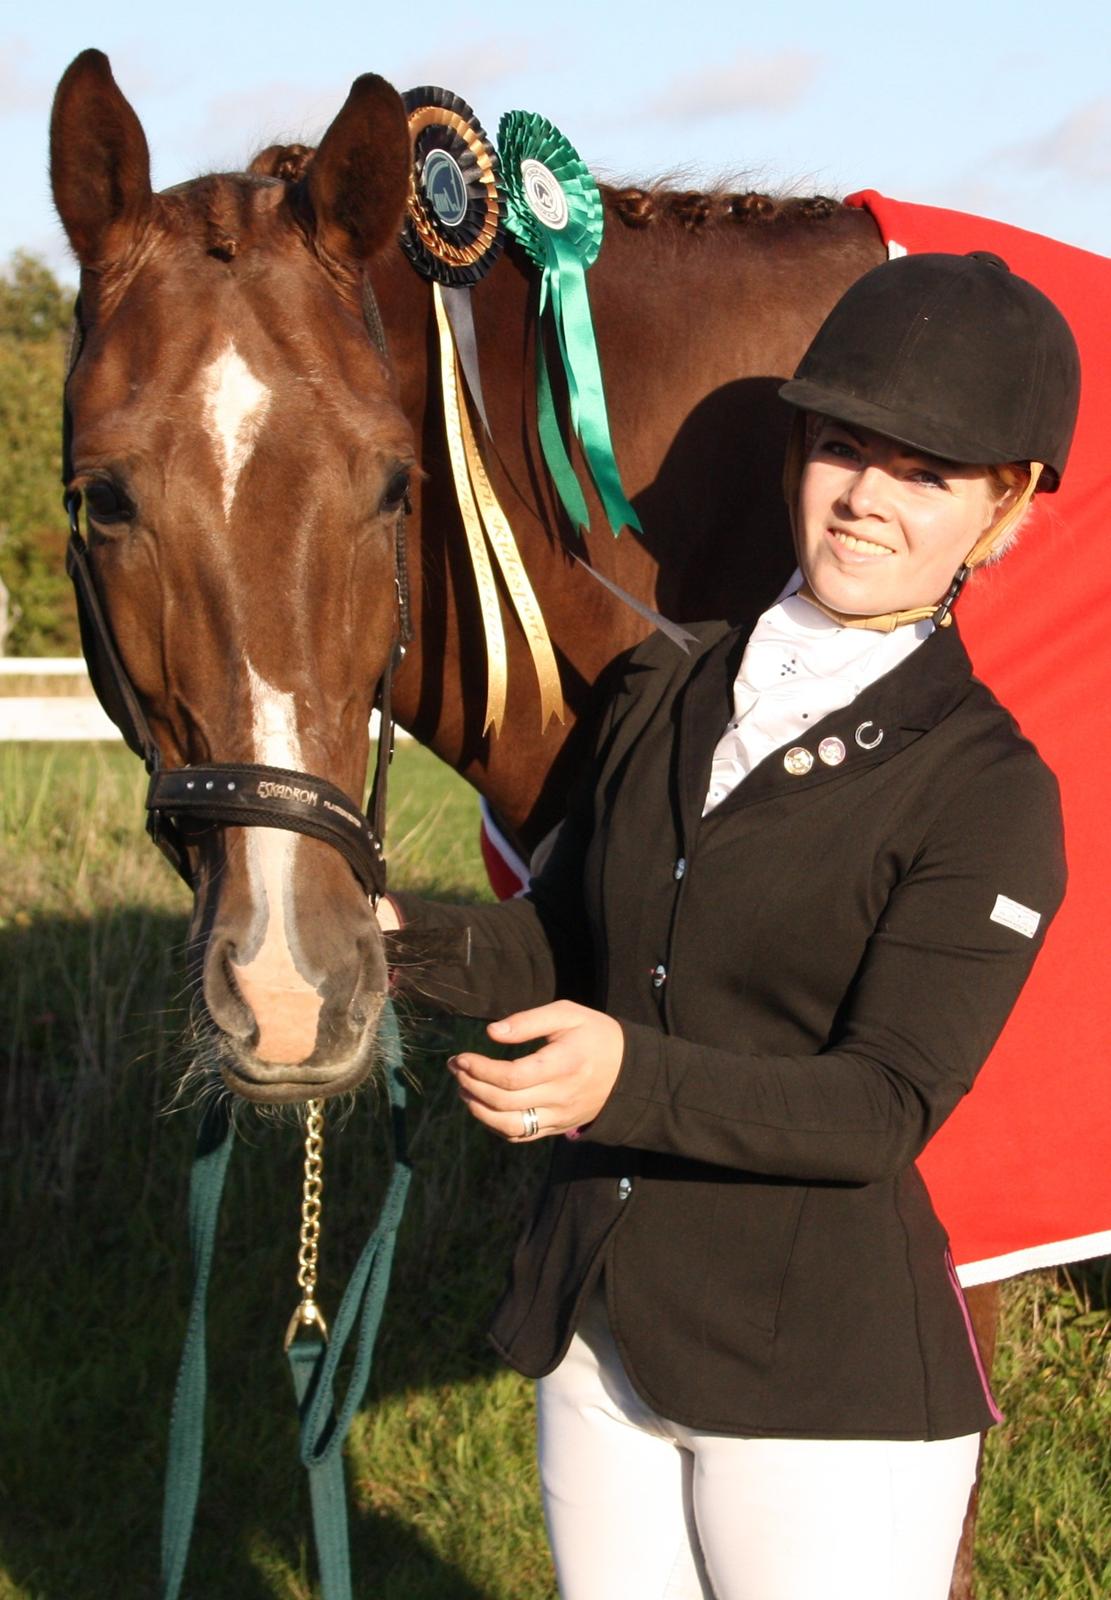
[
  {"x1": 982, "y1": 463, "x2": 1034, "y2": 562},
  {"x1": 978, "y1": 463, "x2": 1040, "y2": 564}
]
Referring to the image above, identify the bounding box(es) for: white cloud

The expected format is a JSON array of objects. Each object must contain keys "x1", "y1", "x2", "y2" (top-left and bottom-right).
[
  {"x1": 91, "y1": 45, "x2": 185, "y2": 103},
  {"x1": 188, "y1": 81, "x2": 343, "y2": 172},
  {"x1": 647, "y1": 49, "x2": 822, "y2": 124},
  {"x1": 188, "y1": 50, "x2": 539, "y2": 173},
  {"x1": 1005, "y1": 98, "x2": 1111, "y2": 184},
  {"x1": 0, "y1": 38, "x2": 45, "y2": 117},
  {"x1": 401, "y1": 39, "x2": 536, "y2": 95}
]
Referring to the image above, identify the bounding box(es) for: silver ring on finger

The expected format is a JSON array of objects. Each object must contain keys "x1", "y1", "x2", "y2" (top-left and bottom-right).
[{"x1": 521, "y1": 1107, "x2": 540, "y2": 1139}]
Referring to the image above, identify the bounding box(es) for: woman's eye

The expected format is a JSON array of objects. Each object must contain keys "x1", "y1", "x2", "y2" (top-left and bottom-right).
[
  {"x1": 83, "y1": 480, "x2": 133, "y2": 524},
  {"x1": 910, "y1": 469, "x2": 947, "y2": 490},
  {"x1": 380, "y1": 469, "x2": 411, "y2": 514},
  {"x1": 818, "y1": 437, "x2": 858, "y2": 461}
]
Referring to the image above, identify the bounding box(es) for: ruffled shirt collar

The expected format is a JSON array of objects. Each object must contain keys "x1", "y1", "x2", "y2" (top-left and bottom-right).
[{"x1": 704, "y1": 574, "x2": 933, "y2": 814}]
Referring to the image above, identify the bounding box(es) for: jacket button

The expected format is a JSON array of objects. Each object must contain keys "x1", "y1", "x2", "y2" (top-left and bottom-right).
[
  {"x1": 673, "y1": 857, "x2": 686, "y2": 880},
  {"x1": 617, "y1": 1177, "x2": 633, "y2": 1200},
  {"x1": 651, "y1": 963, "x2": 667, "y2": 988}
]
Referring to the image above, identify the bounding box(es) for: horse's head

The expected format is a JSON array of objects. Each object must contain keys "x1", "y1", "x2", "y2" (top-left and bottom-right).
[{"x1": 51, "y1": 50, "x2": 415, "y2": 1103}]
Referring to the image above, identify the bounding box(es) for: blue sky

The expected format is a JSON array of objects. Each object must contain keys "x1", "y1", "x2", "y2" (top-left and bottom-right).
[{"x1": 5, "y1": 1, "x2": 1109, "y2": 281}]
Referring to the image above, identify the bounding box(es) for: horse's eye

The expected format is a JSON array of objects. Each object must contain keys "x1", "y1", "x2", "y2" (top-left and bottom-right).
[
  {"x1": 83, "y1": 479, "x2": 133, "y2": 527},
  {"x1": 380, "y1": 469, "x2": 411, "y2": 515}
]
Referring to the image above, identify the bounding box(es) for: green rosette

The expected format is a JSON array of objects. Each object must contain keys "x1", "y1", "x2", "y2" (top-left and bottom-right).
[{"x1": 498, "y1": 111, "x2": 641, "y2": 537}]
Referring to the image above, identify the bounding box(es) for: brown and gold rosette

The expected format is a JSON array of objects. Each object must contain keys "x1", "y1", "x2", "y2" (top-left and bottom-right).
[{"x1": 401, "y1": 86, "x2": 504, "y2": 286}]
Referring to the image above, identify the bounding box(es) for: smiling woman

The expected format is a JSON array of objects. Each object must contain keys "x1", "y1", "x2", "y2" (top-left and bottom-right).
[
  {"x1": 383, "y1": 250, "x2": 1083, "y2": 1600},
  {"x1": 797, "y1": 421, "x2": 1020, "y2": 617}
]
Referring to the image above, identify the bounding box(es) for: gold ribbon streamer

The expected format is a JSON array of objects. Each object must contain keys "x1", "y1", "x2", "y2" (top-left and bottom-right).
[
  {"x1": 456, "y1": 374, "x2": 564, "y2": 731},
  {"x1": 433, "y1": 283, "x2": 508, "y2": 734},
  {"x1": 433, "y1": 283, "x2": 565, "y2": 732}
]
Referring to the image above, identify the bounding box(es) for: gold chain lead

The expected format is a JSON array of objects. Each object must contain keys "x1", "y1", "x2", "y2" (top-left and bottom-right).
[{"x1": 283, "y1": 1097, "x2": 330, "y2": 1350}]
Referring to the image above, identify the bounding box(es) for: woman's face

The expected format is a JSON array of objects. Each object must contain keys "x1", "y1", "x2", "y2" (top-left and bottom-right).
[{"x1": 797, "y1": 419, "x2": 1008, "y2": 616}]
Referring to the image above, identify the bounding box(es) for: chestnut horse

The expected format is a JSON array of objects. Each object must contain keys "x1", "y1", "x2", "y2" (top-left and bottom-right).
[{"x1": 50, "y1": 49, "x2": 989, "y2": 1595}]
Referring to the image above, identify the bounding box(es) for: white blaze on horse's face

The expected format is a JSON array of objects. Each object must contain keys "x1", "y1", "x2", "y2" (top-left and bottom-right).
[
  {"x1": 200, "y1": 343, "x2": 271, "y2": 521},
  {"x1": 228, "y1": 663, "x2": 323, "y2": 1065}
]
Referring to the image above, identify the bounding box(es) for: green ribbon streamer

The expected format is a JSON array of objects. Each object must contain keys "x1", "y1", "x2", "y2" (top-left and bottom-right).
[
  {"x1": 499, "y1": 112, "x2": 642, "y2": 537},
  {"x1": 535, "y1": 274, "x2": 590, "y2": 532},
  {"x1": 546, "y1": 234, "x2": 641, "y2": 535}
]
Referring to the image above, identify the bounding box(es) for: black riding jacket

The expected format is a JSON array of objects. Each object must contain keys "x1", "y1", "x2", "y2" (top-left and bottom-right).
[{"x1": 393, "y1": 617, "x2": 1065, "y2": 1439}]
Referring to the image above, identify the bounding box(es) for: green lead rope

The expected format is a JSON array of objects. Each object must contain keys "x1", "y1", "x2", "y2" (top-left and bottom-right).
[
  {"x1": 160, "y1": 1001, "x2": 411, "y2": 1599},
  {"x1": 160, "y1": 1097, "x2": 235, "y2": 1600}
]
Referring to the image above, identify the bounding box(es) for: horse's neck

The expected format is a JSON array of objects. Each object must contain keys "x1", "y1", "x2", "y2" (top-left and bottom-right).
[{"x1": 376, "y1": 204, "x2": 884, "y2": 846}]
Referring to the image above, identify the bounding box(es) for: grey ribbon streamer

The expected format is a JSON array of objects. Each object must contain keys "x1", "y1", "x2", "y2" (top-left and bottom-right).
[
  {"x1": 571, "y1": 553, "x2": 697, "y2": 653},
  {"x1": 441, "y1": 285, "x2": 492, "y2": 436}
]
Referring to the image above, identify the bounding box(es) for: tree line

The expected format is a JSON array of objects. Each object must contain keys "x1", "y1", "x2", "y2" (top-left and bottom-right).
[{"x1": 1, "y1": 252, "x2": 79, "y2": 655}]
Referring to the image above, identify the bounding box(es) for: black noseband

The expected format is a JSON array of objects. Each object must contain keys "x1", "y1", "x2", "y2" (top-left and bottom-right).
[{"x1": 147, "y1": 763, "x2": 388, "y2": 898}]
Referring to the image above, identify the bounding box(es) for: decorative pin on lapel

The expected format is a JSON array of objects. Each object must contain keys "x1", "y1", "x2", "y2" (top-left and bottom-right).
[
  {"x1": 783, "y1": 746, "x2": 814, "y2": 776},
  {"x1": 818, "y1": 736, "x2": 846, "y2": 766}
]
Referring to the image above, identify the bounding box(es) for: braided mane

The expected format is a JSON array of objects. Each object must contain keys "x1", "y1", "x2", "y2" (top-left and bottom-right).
[
  {"x1": 601, "y1": 182, "x2": 842, "y2": 231},
  {"x1": 246, "y1": 145, "x2": 844, "y2": 235}
]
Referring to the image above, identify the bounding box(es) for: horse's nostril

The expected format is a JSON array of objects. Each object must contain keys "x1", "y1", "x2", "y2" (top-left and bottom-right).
[
  {"x1": 204, "y1": 942, "x2": 256, "y2": 1043},
  {"x1": 223, "y1": 950, "x2": 243, "y2": 1001}
]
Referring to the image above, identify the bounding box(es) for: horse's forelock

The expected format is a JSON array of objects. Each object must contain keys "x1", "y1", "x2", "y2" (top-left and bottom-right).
[
  {"x1": 148, "y1": 173, "x2": 303, "y2": 268},
  {"x1": 249, "y1": 143, "x2": 316, "y2": 184}
]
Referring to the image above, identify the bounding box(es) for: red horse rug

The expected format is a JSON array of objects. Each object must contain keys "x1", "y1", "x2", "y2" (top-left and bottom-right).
[{"x1": 481, "y1": 193, "x2": 1111, "y2": 1288}]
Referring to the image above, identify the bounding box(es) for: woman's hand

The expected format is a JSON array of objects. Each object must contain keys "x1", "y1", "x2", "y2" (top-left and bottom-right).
[{"x1": 449, "y1": 1001, "x2": 624, "y2": 1141}]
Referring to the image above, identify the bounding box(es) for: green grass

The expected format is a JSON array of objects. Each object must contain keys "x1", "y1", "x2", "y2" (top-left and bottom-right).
[{"x1": 1, "y1": 744, "x2": 1107, "y2": 1599}]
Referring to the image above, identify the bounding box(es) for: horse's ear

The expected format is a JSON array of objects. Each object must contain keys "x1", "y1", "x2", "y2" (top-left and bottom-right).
[
  {"x1": 302, "y1": 74, "x2": 410, "y2": 264},
  {"x1": 50, "y1": 49, "x2": 152, "y2": 268}
]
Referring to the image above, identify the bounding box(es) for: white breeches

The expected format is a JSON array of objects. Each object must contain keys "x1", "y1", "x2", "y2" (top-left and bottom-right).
[{"x1": 537, "y1": 1289, "x2": 980, "y2": 1600}]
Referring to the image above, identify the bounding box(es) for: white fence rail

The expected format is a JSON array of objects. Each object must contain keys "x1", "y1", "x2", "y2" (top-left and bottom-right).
[
  {"x1": 0, "y1": 658, "x2": 89, "y2": 676},
  {"x1": 0, "y1": 658, "x2": 118, "y2": 739},
  {"x1": 0, "y1": 659, "x2": 406, "y2": 742}
]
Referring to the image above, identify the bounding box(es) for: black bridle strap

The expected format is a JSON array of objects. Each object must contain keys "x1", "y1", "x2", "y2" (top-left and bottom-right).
[
  {"x1": 66, "y1": 509, "x2": 160, "y2": 770},
  {"x1": 147, "y1": 762, "x2": 388, "y2": 900}
]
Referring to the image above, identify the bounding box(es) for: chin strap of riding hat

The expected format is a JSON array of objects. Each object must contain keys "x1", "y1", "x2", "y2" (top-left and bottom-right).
[{"x1": 779, "y1": 412, "x2": 1045, "y2": 633}]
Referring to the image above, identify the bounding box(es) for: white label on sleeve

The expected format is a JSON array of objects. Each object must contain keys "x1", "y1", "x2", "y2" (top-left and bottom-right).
[{"x1": 990, "y1": 894, "x2": 1041, "y2": 939}]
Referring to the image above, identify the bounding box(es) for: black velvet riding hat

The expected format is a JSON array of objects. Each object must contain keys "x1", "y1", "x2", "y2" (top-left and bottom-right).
[{"x1": 779, "y1": 251, "x2": 1081, "y2": 489}]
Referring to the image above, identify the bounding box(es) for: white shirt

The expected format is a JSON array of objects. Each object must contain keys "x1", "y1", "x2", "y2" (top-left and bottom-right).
[{"x1": 703, "y1": 578, "x2": 932, "y2": 815}]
